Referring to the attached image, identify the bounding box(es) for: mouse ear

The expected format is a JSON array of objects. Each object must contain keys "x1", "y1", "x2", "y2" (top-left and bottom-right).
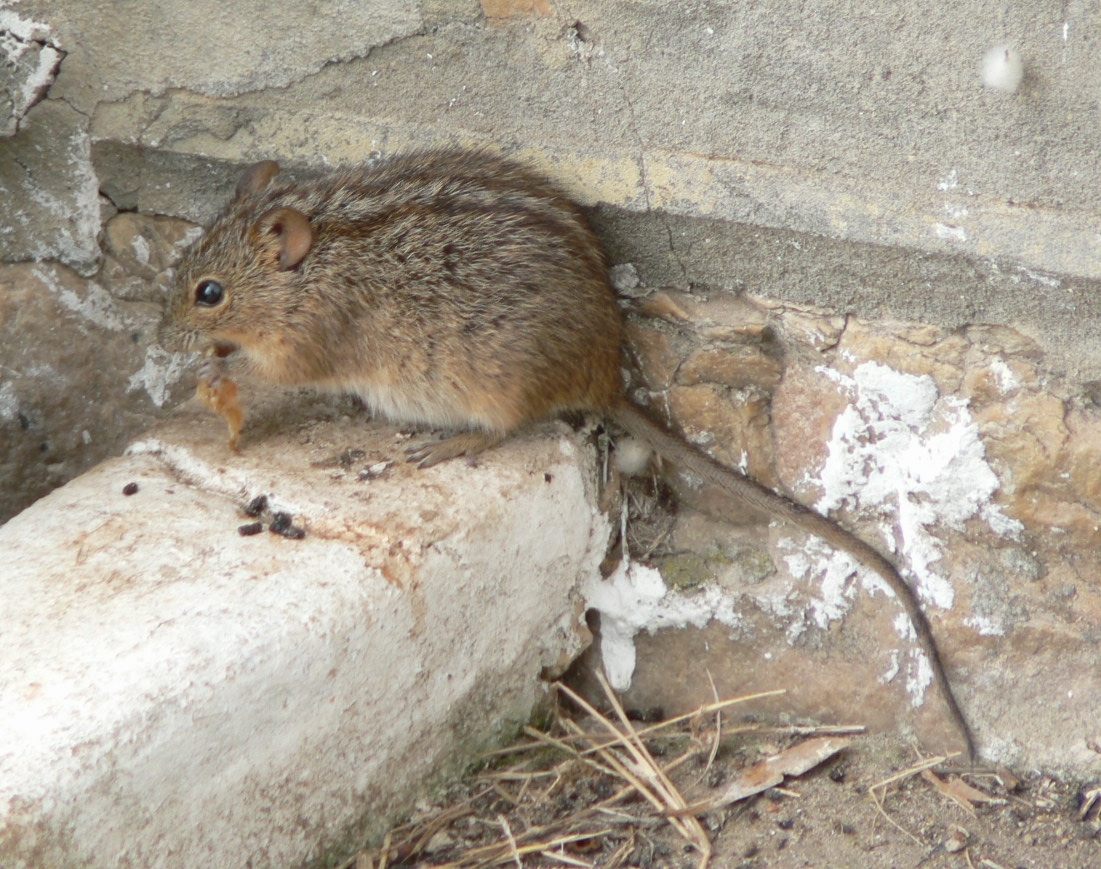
[
  {"x1": 254, "y1": 207, "x2": 314, "y2": 270},
  {"x1": 236, "y1": 160, "x2": 281, "y2": 199}
]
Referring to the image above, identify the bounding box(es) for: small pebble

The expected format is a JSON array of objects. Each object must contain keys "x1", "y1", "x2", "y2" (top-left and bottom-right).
[
  {"x1": 122, "y1": 482, "x2": 139, "y2": 496},
  {"x1": 610, "y1": 262, "x2": 643, "y2": 296},
  {"x1": 943, "y1": 826, "x2": 969, "y2": 853},
  {"x1": 270, "y1": 511, "x2": 306, "y2": 539},
  {"x1": 613, "y1": 437, "x2": 653, "y2": 476},
  {"x1": 358, "y1": 460, "x2": 393, "y2": 481}
]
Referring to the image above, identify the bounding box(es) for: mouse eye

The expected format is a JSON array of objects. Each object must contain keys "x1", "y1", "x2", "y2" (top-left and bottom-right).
[{"x1": 194, "y1": 279, "x2": 225, "y2": 307}]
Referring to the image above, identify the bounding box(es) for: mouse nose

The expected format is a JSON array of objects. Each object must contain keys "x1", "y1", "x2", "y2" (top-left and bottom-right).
[{"x1": 156, "y1": 313, "x2": 187, "y2": 352}]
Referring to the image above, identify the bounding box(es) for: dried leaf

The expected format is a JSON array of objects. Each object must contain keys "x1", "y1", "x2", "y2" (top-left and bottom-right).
[
  {"x1": 921, "y1": 770, "x2": 1005, "y2": 814},
  {"x1": 700, "y1": 737, "x2": 851, "y2": 810}
]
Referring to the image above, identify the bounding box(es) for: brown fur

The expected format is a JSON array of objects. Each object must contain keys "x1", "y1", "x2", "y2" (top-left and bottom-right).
[{"x1": 161, "y1": 149, "x2": 973, "y2": 757}]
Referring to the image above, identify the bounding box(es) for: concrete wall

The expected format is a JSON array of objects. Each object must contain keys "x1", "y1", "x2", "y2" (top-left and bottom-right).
[
  {"x1": 3, "y1": 0, "x2": 1101, "y2": 792},
  {"x1": 4, "y1": 0, "x2": 1101, "y2": 518}
]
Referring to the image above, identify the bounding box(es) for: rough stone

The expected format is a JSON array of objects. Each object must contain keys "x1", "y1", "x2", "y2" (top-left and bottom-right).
[
  {"x1": 92, "y1": 142, "x2": 247, "y2": 226},
  {"x1": 0, "y1": 100, "x2": 99, "y2": 273},
  {"x1": 582, "y1": 299, "x2": 1101, "y2": 775},
  {"x1": 665, "y1": 384, "x2": 774, "y2": 485},
  {"x1": 0, "y1": 212, "x2": 198, "y2": 521},
  {"x1": 678, "y1": 346, "x2": 783, "y2": 391},
  {"x1": 3, "y1": 1, "x2": 1101, "y2": 368},
  {"x1": 99, "y1": 212, "x2": 201, "y2": 302}
]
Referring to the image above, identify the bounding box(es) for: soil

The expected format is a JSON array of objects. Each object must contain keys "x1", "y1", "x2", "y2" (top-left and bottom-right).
[{"x1": 340, "y1": 716, "x2": 1101, "y2": 869}]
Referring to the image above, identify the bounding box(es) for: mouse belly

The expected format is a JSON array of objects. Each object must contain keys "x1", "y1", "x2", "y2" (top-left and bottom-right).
[{"x1": 339, "y1": 377, "x2": 519, "y2": 435}]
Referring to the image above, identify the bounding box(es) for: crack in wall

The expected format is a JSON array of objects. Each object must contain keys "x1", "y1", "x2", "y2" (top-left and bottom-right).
[{"x1": 615, "y1": 81, "x2": 688, "y2": 286}]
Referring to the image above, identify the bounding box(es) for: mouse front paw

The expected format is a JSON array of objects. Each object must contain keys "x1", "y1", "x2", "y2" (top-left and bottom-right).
[{"x1": 196, "y1": 355, "x2": 227, "y2": 389}]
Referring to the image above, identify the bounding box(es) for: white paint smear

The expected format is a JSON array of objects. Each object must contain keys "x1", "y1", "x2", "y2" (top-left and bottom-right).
[
  {"x1": 989, "y1": 357, "x2": 1020, "y2": 393},
  {"x1": 815, "y1": 361, "x2": 1022, "y2": 610},
  {"x1": 127, "y1": 345, "x2": 194, "y2": 407},
  {"x1": 0, "y1": 380, "x2": 17, "y2": 422},
  {"x1": 964, "y1": 614, "x2": 1006, "y2": 637},
  {"x1": 934, "y1": 223, "x2": 968, "y2": 243},
  {"x1": 582, "y1": 562, "x2": 742, "y2": 691},
  {"x1": 0, "y1": 9, "x2": 61, "y2": 115},
  {"x1": 585, "y1": 361, "x2": 1020, "y2": 707},
  {"x1": 32, "y1": 267, "x2": 132, "y2": 332}
]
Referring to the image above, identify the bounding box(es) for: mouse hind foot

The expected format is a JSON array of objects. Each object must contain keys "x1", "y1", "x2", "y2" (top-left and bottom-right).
[{"x1": 405, "y1": 430, "x2": 506, "y2": 468}]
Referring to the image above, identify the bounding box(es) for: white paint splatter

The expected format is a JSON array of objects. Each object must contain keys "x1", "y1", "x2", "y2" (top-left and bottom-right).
[
  {"x1": 1016, "y1": 266, "x2": 1062, "y2": 289},
  {"x1": 814, "y1": 361, "x2": 1022, "y2": 613},
  {"x1": 19, "y1": 127, "x2": 102, "y2": 270},
  {"x1": 32, "y1": 267, "x2": 132, "y2": 332},
  {"x1": 982, "y1": 44, "x2": 1024, "y2": 93},
  {"x1": 881, "y1": 649, "x2": 901, "y2": 683},
  {"x1": 782, "y1": 538, "x2": 862, "y2": 630},
  {"x1": 885, "y1": 613, "x2": 933, "y2": 704},
  {"x1": 176, "y1": 225, "x2": 205, "y2": 252},
  {"x1": 964, "y1": 614, "x2": 1006, "y2": 637},
  {"x1": 127, "y1": 345, "x2": 194, "y2": 407},
  {"x1": 989, "y1": 357, "x2": 1020, "y2": 393},
  {"x1": 582, "y1": 561, "x2": 742, "y2": 691},
  {"x1": 131, "y1": 234, "x2": 152, "y2": 267},
  {"x1": 0, "y1": 380, "x2": 18, "y2": 422},
  {"x1": 585, "y1": 362, "x2": 1021, "y2": 709},
  {"x1": 0, "y1": 10, "x2": 61, "y2": 118},
  {"x1": 981, "y1": 503, "x2": 1022, "y2": 537},
  {"x1": 936, "y1": 170, "x2": 958, "y2": 192},
  {"x1": 934, "y1": 223, "x2": 968, "y2": 243}
]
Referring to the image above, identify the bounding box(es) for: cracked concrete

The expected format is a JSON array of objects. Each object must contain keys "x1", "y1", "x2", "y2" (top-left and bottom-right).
[
  {"x1": 6, "y1": 1, "x2": 1101, "y2": 353},
  {"x1": 44, "y1": 2, "x2": 1101, "y2": 371}
]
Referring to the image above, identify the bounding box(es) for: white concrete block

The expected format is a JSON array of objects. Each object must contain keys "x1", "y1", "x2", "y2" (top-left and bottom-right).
[{"x1": 0, "y1": 394, "x2": 605, "y2": 868}]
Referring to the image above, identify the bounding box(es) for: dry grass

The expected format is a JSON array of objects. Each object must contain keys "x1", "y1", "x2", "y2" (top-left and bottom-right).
[{"x1": 339, "y1": 675, "x2": 864, "y2": 869}]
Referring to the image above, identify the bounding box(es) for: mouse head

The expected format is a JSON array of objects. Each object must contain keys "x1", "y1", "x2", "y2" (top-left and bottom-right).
[{"x1": 160, "y1": 160, "x2": 316, "y2": 359}]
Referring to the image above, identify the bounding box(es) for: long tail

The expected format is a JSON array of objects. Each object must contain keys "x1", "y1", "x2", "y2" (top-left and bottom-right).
[{"x1": 610, "y1": 400, "x2": 974, "y2": 760}]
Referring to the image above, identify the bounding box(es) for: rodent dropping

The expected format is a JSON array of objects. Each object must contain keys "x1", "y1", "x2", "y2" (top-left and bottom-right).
[{"x1": 161, "y1": 148, "x2": 974, "y2": 758}]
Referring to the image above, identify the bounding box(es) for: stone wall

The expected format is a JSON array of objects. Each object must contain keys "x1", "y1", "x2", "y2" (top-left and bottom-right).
[{"x1": 3, "y1": 0, "x2": 1101, "y2": 775}]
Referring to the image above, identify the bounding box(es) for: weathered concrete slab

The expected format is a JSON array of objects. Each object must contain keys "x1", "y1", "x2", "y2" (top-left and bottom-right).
[
  {"x1": 0, "y1": 389, "x2": 603, "y2": 868},
  {"x1": 0, "y1": 5, "x2": 62, "y2": 136}
]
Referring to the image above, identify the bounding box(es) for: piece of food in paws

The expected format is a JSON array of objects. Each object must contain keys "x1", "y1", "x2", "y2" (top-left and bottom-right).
[{"x1": 197, "y1": 374, "x2": 244, "y2": 450}]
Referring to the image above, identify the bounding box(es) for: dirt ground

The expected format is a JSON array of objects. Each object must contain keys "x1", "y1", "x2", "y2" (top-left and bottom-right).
[{"x1": 340, "y1": 695, "x2": 1101, "y2": 869}]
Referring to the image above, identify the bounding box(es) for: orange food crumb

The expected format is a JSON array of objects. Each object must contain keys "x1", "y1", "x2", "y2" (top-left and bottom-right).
[{"x1": 197, "y1": 375, "x2": 244, "y2": 450}]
